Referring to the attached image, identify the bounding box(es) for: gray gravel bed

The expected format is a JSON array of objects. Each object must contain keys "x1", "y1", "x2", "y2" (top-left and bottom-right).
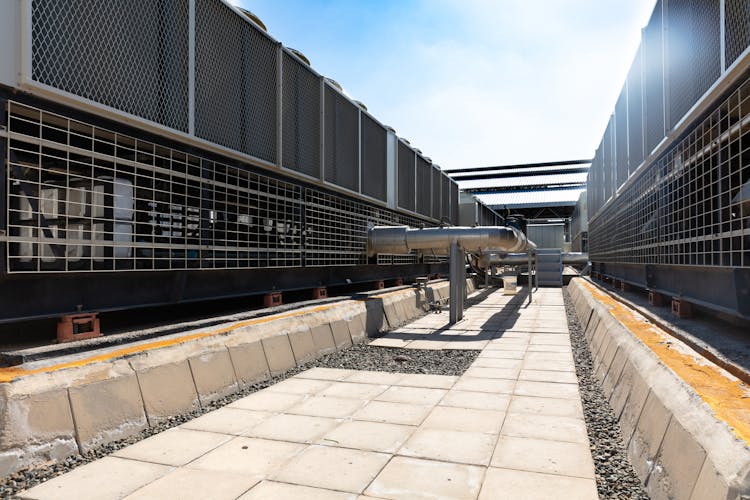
[
  {"x1": 1, "y1": 344, "x2": 477, "y2": 498},
  {"x1": 564, "y1": 287, "x2": 649, "y2": 499}
]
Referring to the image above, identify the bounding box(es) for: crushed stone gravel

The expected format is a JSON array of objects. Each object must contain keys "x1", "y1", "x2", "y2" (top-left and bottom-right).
[{"x1": 564, "y1": 287, "x2": 650, "y2": 499}]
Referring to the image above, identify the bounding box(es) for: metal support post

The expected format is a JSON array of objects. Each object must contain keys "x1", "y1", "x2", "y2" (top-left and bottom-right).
[
  {"x1": 449, "y1": 241, "x2": 465, "y2": 324},
  {"x1": 527, "y1": 252, "x2": 533, "y2": 305}
]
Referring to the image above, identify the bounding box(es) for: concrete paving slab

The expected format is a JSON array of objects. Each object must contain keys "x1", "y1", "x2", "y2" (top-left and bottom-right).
[
  {"x1": 464, "y1": 366, "x2": 520, "y2": 380},
  {"x1": 491, "y1": 435, "x2": 595, "y2": 478},
  {"x1": 439, "y1": 390, "x2": 510, "y2": 412},
  {"x1": 18, "y1": 457, "x2": 171, "y2": 500},
  {"x1": 479, "y1": 467, "x2": 598, "y2": 500},
  {"x1": 319, "y1": 420, "x2": 415, "y2": 453},
  {"x1": 365, "y1": 456, "x2": 484, "y2": 500},
  {"x1": 125, "y1": 468, "x2": 259, "y2": 500},
  {"x1": 296, "y1": 367, "x2": 355, "y2": 381},
  {"x1": 246, "y1": 413, "x2": 340, "y2": 444},
  {"x1": 180, "y1": 407, "x2": 270, "y2": 435},
  {"x1": 319, "y1": 381, "x2": 389, "y2": 400},
  {"x1": 274, "y1": 445, "x2": 390, "y2": 494},
  {"x1": 501, "y1": 413, "x2": 589, "y2": 444},
  {"x1": 471, "y1": 357, "x2": 523, "y2": 369},
  {"x1": 375, "y1": 386, "x2": 447, "y2": 406},
  {"x1": 421, "y1": 405, "x2": 505, "y2": 434},
  {"x1": 188, "y1": 436, "x2": 305, "y2": 477},
  {"x1": 239, "y1": 480, "x2": 356, "y2": 500},
  {"x1": 514, "y1": 380, "x2": 580, "y2": 399},
  {"x1": 507, "y1": 395, "x2": 584, "y2": 419},
  {"x1": 451, "y1": 375, "x2": 515, "y2": 393},
  {"x1": 288, "y1": 395, "x2": 366, "y2": 419},
  {"x1": 394, "y1": 373, "x2": 457, "y2": 389},
  {"x1": 352, "y1": 400, "x2": 433, "y2": 426},
  {"x1": 399, "y1": 427, "x2": 497, "y2": 466},
  {"x1": 229, "y1": 390, "x2": 306, "y2": 413},
  {"x1": 519, "y1": 369, "x2": 579, "y2": 384},
  {"x1": 265, "y1": 377, "x2": 332, "y2": 395},
  {"x1": 113, "y1": 428, "x2": 230, "y2": 466},
  {"x1": 345, "y1": 370, "x2": 404, "y2": 385}
]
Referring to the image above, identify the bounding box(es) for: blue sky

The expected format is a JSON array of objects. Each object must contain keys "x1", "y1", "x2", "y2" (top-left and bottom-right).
[{"x1": 230, "y1": 0, "x2": 656, "y2": 170}]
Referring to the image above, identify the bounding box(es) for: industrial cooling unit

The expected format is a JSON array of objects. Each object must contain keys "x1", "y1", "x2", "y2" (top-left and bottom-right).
[
  {"x1": 586, "y1": 0, "x2": 750, "y2": 320},
  {"x1": 0, "y1": 0, "x2": 460, "y2": 323}
]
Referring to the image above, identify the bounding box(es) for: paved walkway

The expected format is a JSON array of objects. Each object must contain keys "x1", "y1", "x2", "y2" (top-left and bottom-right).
[{"x1": 20, "y1": 287, "x2": 597, "y2": 500}]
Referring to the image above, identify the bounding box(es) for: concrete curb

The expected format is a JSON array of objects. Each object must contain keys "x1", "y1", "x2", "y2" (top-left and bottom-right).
[
  {"x1": 569, "y1": 278, "x2": 750, "y2": 500},
  {"x1": 0, "y1": 280, "x2": 452, "y2": 477}
]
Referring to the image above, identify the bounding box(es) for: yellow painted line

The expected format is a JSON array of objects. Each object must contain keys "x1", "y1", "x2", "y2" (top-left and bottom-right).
[
  {"x1": 0, "y1": 300, "x2": 356, "y2": 383},
  {"x1": 581, "y1": 280, "x2": 750, "y2": 444}
]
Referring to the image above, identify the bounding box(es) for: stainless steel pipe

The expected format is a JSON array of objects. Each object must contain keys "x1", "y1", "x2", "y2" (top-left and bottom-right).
[
  {"x1": 477, "y1": 252, "x2": 589, "y2": 268},
  {"x1": 367, "y1": 226, "x2": 537, "y2": 257}
]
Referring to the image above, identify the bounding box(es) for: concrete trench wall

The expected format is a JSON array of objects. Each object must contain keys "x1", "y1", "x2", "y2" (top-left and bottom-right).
[
  {"x1": 0, "y1": 280, "x2": 455, "y2": 477},
  {"x1": 568, "y1": 278, "x2": 750, "y2": 500}
]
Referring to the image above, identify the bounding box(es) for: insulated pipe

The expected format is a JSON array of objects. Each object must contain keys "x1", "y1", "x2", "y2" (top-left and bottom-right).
[
  {"x1": 367, "y1": 226, "x2": 536, "y2": 257},
  {"x1": 477, "y1": 252, "x2": 589, "y2": 268}
]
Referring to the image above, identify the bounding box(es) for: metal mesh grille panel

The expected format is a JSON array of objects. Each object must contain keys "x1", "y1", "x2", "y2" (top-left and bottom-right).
[
  {"x1": 324, "y1": 86, "x2": 359, "y2": 192},
  {"x1": 31, "y1": 0, "x2": 189, "y2": 132},
  {"x1": 282, "y1": 52, "x2": 321, "y2": 178},
  {"x1": 416, "y1": 156, "x2": 432, "y2": 217},
  {"x1": 441, "y1": 174, "x2": 451, "y2": 222},
  {"x1": 4, "y1": 101, "x2": 436, "y2": 273},
  {"x1": 195, "y1": 0, "x2": 277, "y2": 164},
  {"x1": 397, "y1": 142, "x2": 415, "y2": 211},
  {"x1": 602, "y1": 119, "x2": 614, "y2": 202},
  {"x1": 361, "y1": 114, "x2": 387, "y2": 202},
  {"x1": 726, "y1": 0, "x2": 750, "y2": 67},
  {"x1": 627, "y1": 48, "x2": 645, "y2": 172},
  {"x1": 643, "y1": 1, "x2": 666, "y2": 155},
  {"x1": 615, "y1": 89, "x2": 629, "y2": 187},
  {"x1": 666, "y1": 0, "x2": 721, "y2": 129},
  {"x1": 431, "y1": 168, "x2": 441, "y2": 219},
  {"x1": 589, "y1": 74, "x2": 750, "y2": 268},
  {"x1": 451, "y1": 182, "x2": 459, "y2": 225}
]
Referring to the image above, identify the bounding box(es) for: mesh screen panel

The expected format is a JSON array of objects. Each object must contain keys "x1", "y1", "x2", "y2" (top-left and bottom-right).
[
  {"x1": 4, "y1": 100, "x2": 437, "y2": 272},
  {"x1": 31, "y1": 0, "x2": 189, "y2": 132},
  {"x1": 324, "y1": 86, "x2": 359, "y2": 192},
  {"x1": 195, "y1": 0, "x2": 277, "y2": 164},
  {"x1": 726, "y1": 0, "x2": 750, "y2": 67},
  {"x1": 589, "y1": 73, "x2": 750, "y2": 269},
  {"x1": 441, "y1": 174, "x2": 451, "y2": 222},
  {"x1": 602, "y1": 119, "x2": 614, "y2": 202},
  {"x1": 451, "y1": 182, "x2": 459, "y2": 225},
  {"x1": 397, "y1": 142, "x2": 415, "y2": 211},
  {"x1": 666, "y1": 0, "x2": 721, "y2": 129},
  {"x1": 615, "y1": 88, "x2": 629, "y2": 188},
  {"x1": 643, "y1": 1, "x2": 666, "y2": 156},
  {"x1": 627, "y1": 48, "x2": 645, "y2": 172},
  {"x1": 361, "y1": 114, "x2": 387, "y2": 201},
  {"x1": 282, "y1": 52, "x2": 321, "y2": 178},
  {"x1": 431, "y1": 167, "x2": 441, "y2": 219},
  {"x1": 416, "y1": 156, "x2": 432, "y2": 217}
]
